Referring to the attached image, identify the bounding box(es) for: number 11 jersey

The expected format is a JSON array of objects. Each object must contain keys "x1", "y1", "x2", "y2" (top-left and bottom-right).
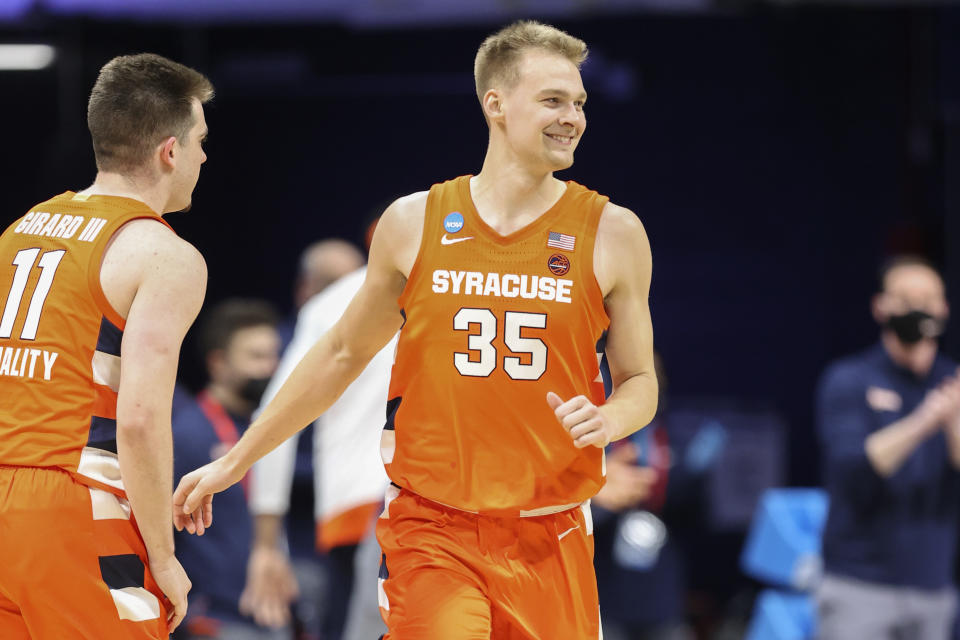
[
  {"x1": 0, "y1": 193, "x2": 171, "y2": 496},
  {"x1": 383, "y1": 175, "x2": 611, "y2": 514}
]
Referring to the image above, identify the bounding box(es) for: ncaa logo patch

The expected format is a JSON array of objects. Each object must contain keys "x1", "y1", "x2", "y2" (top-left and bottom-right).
[
  {"x1": 443, "y1": 212, "x2": 465, "y2": 234},
  {"x1": 548, "y1": 254, "x2": 570, "y2": 276}
]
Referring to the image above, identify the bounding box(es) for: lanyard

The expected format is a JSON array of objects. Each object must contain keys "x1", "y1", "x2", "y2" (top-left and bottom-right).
[{"x1": 196, "y1": 391, "x2": 249, "y2": 496}]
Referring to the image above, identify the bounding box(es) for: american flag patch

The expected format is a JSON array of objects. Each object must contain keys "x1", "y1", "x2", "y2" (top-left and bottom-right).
[{"x1": 547, "y1": 231, "x2": 576, "y2": 251}]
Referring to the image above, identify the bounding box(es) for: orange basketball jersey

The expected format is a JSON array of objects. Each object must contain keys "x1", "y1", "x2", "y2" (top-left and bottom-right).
[
  {"x1": 0, "y1": 193, "x2": 171, "y2": 496},
  {"x1": 382, "y1": 175, "x2": 611, "y2": 514}
]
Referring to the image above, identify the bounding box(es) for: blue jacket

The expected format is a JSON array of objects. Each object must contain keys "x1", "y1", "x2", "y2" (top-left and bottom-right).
[
  {"x1": 172, "y1": 395, "x2": 254, "y2": 623},
  {"x1": 818, "y1": 343, "x2": 960, "y2": 589}
]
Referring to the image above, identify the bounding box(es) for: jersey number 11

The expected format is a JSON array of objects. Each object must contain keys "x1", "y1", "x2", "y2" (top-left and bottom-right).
[{"x1": 0, "y1": 248, "x2": 66, "y2": 340}]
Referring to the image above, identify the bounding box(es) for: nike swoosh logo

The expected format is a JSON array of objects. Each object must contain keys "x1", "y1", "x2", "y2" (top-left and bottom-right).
[
  {"x1": 558, "y1": 524, "x2": 581, "y2": 540},
  {"x1": 441, "y1": 234, "x2": 474, "y2": 245}
]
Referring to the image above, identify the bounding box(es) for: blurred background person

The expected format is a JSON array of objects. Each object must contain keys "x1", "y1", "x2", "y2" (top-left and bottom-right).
[
  {"x1": 815, "y1": 255, "x2": 960, "y2": 640},
  {"x1": 247, "y1": 227, "x2": 391, "y2": 640},
  {"x1": 594, "y1": 353, "x2": 696, "y2": 640},
  {"x1": 172, "y1": 299, "x2": 285, "y2": 640},
  {"x1": 270, "y1": 238, "x2": 365, "y2": 639},
  {"x1": 278, "y1": 239, "x2": 365, "y2": 348}
]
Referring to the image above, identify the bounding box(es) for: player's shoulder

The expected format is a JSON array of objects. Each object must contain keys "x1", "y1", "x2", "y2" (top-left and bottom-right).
[
  {"x1": 115, "y1": 218, "x2": 204, "y2": 267},
  {"x1": 374, "y1": 191, "x2": 430, "y2": 268},
  {"x1": 105, "y1": 219, "x2": 206, "y2": 296},
  {"x1": 381, "y1": 174, "x2": 473, "y2": 231},
  {"x1": 598, "y1": 201, "x2": 644, "y2": 237},
  {"x1": 596, "y1": 200, "x2": 649, "y2": 264},
  {"x1": 380, "y1": 190, "x2": 429, "y2": 231}
]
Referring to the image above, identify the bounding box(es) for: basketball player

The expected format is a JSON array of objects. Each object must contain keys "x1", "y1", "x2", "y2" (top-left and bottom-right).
[
  {"x1": 175, "y1": 20, "x2": 657, "y2": 639},
  {"x1": 0, "y1": 54, "x2": 212, "y2": 638}
]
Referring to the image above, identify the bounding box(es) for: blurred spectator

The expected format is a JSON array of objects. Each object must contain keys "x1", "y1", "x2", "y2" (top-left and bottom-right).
[
  {"x1": 173, "y1": 299, "x2": 285, "y2": 640},
  {"x1": 815, "y1": 255, "x2": 960, "y2": 640},
  {"x1": 248, "y1": 261, "x2": 393, "y2": 640},
  {"x1": 594, "y1": 353, "x2": 695, "y2": 640},
  {"x1": 279, "y1": 239, "x2": 365, "y2": 348},
  {"x1": 276, "y1": 238, "x2": 365, "y2": 638}
]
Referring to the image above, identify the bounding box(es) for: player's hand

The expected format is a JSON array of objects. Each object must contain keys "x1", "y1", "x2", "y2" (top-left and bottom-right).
[
  {"x1": 239, "y1": 546, "x2": 299, "y2": 629},
  {"x1": 149, "y1": 555, "x2": 191, "y2": 634},
  {"x1": 172, "y1": 457, "x2": 242, "y2": 534},
  {"x1": 547, "y1": 391, "x2": 615, "y2": 449},
  {"x1": 171, "y1": 486, "x2": 210, "y2": 537}
]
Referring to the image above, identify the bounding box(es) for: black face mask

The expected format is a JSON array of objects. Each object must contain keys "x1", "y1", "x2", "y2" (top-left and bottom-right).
[
  {"x1": 237, "y1": 376, "x2": 271, "y2": 405},
  {"x1": 885, "y1": 310, "x2": 944, "y2": 345}
]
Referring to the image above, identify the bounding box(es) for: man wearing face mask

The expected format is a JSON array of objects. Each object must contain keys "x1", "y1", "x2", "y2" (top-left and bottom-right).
[
  {"x1": 172, "y1": 299, "x2": 285, "y2": 640},
  {"x1": 816, "y1": 255, "x2": 960, "y2": 640}
]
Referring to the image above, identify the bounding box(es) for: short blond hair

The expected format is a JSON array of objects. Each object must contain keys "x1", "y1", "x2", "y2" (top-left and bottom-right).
[{"x1": 474, "y1": 20, "x2": 588, "y2": 102}]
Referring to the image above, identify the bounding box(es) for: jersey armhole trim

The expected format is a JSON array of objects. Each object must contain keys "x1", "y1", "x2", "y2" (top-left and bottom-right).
[
  {"x1": 584, "y1": 195, "x2": 611, "y2": 328},
  {"x1": 87, "y1": 214, "x2": 174, "y2": 332},
  {"x1": 397, "y1": 188, "x2": 436, "y2": 311}
]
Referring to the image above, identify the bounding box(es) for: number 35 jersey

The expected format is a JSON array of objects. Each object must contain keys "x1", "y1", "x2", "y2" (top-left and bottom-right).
[
  {"x1": 383, "y1": 175, "x2": 611, "y2": 514},
  {"x1": 0, "y1": 192, "x2": 171, "y2": 495}
]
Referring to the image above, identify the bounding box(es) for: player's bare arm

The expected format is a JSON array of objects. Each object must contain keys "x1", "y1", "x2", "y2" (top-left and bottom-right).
[
  {"x1": 105, "y1": 219, "x2": 207, "y2": 632},
  {"x1": 549, "y1": 202, "x2": 657, "y2": 448},
  {"x1": 173, "y1": 191, "x2": 427, "y2": 527}
]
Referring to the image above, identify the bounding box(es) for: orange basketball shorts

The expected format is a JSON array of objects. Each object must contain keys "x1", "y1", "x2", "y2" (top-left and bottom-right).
[
  {"x1": 0, "y1": 466, "x2": 170, "y2": 640},
  {"x1": 375, "y1": 487, "x2": 601, "y2": 640}
]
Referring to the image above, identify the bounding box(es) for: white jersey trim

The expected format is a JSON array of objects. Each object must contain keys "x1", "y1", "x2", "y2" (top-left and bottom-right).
[
  {"x1": 110, "y1": 586, "x2": 161, "y2": 622},
  {"x1": 77, "y1": 446, "x2": 123, "y2": 490},
  {"x1": 88, "y1": 486, "x2": 130, "y2": 520}
]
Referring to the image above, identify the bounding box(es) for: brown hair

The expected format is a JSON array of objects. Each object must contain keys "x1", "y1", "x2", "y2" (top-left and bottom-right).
[
  {"x1": 474, "y1": 20, "x2": 587, "y2": 102},
  {"x1": 198, "y1": 299, "x2": 278, "y2": 358},
  {"x1": 87, "y1": 53, "x2": 214, "y2": 173}
]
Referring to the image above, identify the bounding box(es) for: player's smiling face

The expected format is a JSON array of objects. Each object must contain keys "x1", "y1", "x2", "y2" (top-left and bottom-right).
[{"x1": 502, "y1": 48, "x2": 586, "y2": 172}]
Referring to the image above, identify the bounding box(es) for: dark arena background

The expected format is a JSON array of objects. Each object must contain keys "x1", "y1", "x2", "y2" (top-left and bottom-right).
[{"x1": 0, "y1": 1, "x2": 957, "y2": 638}]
